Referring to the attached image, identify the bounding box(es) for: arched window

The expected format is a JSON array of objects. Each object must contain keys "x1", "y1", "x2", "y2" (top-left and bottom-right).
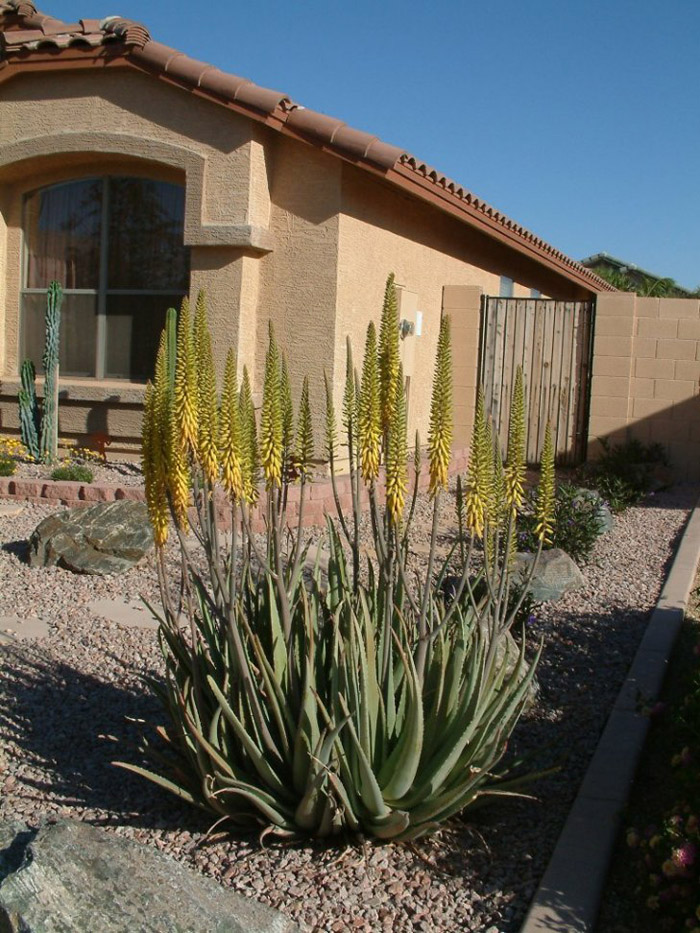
[{"x1": 22, "y1": 176, "x2": 190, "y2": 381}]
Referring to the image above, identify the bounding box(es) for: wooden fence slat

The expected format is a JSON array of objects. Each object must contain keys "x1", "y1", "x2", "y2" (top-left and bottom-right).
[{"x1": 479, "y1": 297, "x2": 593, "y2": 465}]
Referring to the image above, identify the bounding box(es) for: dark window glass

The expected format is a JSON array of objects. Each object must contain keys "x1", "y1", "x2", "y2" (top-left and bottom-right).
[
  {"x1": 22, "y1": 176, "x2": 189, "y2": 381},
  {"x1": 105, "y1": 294, "x2": 177, "y2": 380},
  {"x1": 25, "y1": 180, "x2": 102, "y2": 289},
  {"x1": 108, "y1": 179, "x2": 188, "y2": 290},
  {"x1": 22, "y1": 293, "x2": 97, "y2": 377}
]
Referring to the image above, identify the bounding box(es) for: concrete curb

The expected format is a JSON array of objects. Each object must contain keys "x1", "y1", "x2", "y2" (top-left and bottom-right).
[{"x1": 520, "y1": 496, "x2": 700, "y2": 933}]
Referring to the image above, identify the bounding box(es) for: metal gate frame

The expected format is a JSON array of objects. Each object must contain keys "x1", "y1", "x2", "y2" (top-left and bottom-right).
[{"x1": 478, "y1": 296, "x2": 596, "y2": 465}]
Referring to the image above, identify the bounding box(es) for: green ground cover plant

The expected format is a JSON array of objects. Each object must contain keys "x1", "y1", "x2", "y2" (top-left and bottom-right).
[
  {"x1": 117, "y1": 278, "x2": 555, "y2": 841},
  {"x1": 584, "y1": 437, "x2": 670, "y2": 513},
  {"x1": 50, "y1": 463, "x2": 94, "y2": 483},
  {"x1": 517, "y1": 482, "x2": 605, "y2": 564}
]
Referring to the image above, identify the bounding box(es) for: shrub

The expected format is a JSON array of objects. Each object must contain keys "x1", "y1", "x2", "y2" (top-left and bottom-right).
[
  {"x1": 586, "y1": 438, "x2": 670, "y2": 513},
  {"x1": 0, "y1": 456, "x2": 15, "y2": 477},
  {"x1": 50, "y1": 463, "x2": 94, "y2": 483},
  {"x1": 517, "y1": 482, "x2": 605, "y2": 564},
  {"x1": 625, "y1": 632, "x2": 700, "y2": 931},
  {"x1": 116, "y1": 287, "x2": 555, "y2": 841}
]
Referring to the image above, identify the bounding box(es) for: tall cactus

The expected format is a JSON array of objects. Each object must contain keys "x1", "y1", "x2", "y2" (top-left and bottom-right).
[
  {"x1": 18, "y1": 359, "x2": 40, "y2": 461},
  {"x1": 17, "y1": 283, "x2": 63, "y2": 464},
  {"x1": 39, "y1": 282, "x2": 62, "y2": 463}
]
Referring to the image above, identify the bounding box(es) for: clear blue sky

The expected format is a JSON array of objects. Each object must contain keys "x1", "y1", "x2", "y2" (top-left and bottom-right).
[{"x1": 47, "y1": 0, "x2": 700, "y2": 288}]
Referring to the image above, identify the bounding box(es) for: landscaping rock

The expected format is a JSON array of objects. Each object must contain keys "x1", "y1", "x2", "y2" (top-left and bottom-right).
[
  {"x1": 88, "y1": 598, "x2": 160, "y2": 630},
  {"x1": 28, "y1": 501, "x2": 153, "y2": 574},
  {"x1": 573, "y1": 487, "x2": 614, "y2": 533},
  {"x1": 515, "y1": 548, "x2": 585, "y2": 603},
  {"x1": 0, "y1": 819, "x2": 299, "y2": 933},
  {"x1": 0, "y1": 615, "x2": 50, "y2": 645}
]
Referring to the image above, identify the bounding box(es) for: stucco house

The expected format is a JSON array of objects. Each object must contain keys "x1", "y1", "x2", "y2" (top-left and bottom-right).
[{"x1": 0, "y1": 1, "x2": 611, "y2": 457}]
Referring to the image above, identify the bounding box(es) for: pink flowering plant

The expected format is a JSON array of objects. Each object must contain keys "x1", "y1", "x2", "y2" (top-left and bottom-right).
[{"x1": 625, "y1": 635, "x2": 700, "y2": 931}]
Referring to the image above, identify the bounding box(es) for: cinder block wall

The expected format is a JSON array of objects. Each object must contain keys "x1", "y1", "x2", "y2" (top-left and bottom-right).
[
  {"x1": 588, "y1": 293, "x2": 700, "y2": 481},
  {"x1": 444, "y1": 285, "x2": 482, "y2": 450}
]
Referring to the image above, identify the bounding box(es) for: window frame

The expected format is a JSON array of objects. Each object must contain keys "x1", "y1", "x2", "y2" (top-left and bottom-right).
[{"x1": 20, "y1": 174, "x2": 189, "y2": 382}]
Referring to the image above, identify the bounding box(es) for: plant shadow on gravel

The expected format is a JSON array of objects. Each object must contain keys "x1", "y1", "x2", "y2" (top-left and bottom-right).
[
  {"x1": 0, "y1": 650, "x2": 209, "y2": 834},
  {"x1": 1, "y1": 539, "x2": 29, "y2": 561}
]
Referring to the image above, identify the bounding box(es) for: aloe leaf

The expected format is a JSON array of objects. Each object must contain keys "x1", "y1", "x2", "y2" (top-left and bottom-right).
[
  {"x1": 113, "y1": 761, "x2": 200, "y2": 806},
  {"x1": 207, "y1": 676, "x2": 291, "y2": 799},
  {"x1": 378, "y1": 632, "x2": 423, "y2": 801},
  {"x1": 338, "y1": 694, "x2": 388, "y2": 819}
]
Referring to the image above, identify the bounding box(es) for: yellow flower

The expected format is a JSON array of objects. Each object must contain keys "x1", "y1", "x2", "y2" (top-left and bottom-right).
[
  {"x1": 193, "y1": 292, "x2": 220, "y2": 485},
  {"x1": 219, "y1": 348, "x2": 244, "y2": 501},
  {"x1": 385, "y1": 364, "x2": 407, "y2": 524},
  {"x1": 428, "y1": 314, "x2": 453, "y2": 497},
  {"x1": 259, "y1": 323, "x2": 283, "y2": 489},
  {"x1": 378, "y1": 273, "x2": 400, "y2": 434},
  {"x1": 535, "y1": 421, "x2": 555, "y2": 544},
  {"x1": 358, "y1": 322, "x2": 381, "y2": 483}
]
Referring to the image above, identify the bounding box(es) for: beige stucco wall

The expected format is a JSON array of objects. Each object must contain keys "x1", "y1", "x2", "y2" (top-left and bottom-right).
[
  {"x1": 335, "y1": 164, "x2": 537, "y2": 448},
  {"x1": 0, "y1": 62, "x2": 590, "y2": 459},
  {"x1": 588, "y1": 293, "x2": 700, "y2": 481},
  {"x1": 0, "y1": 68, "x2": 275, "y2": 451}
]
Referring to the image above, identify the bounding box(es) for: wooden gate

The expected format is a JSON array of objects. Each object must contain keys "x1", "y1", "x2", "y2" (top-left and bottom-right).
[{"x1": 479, "y1": 297, "x2": 595, "y2": 464}]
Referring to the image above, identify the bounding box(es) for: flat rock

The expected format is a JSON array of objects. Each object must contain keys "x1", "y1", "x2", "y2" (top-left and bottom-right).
[
  {"x1": 28, "y1": 501, "x2": 153, "y2": 575},
  {"x1": 573, "y1": 487, "x2": 614, "y2": 534},
  {"x1": 515, "y1": 548, "x2": 585, "y2": 603},
  {"x1": 88, "y1": 598, "x2": 160, "y2": 630},
  {"x1": 0, "y1": 502, "x2": 24, "y2": 518},
  {"x1": 0, "y1": 819, "x2": 299, "y2": 933},
  {"x1": 0, "y1": 615, "x2": 50, "y2": 645}
]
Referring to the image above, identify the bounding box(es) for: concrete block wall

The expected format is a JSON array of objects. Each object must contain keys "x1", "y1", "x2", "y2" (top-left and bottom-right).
[
  {"x1": 444, "y1": 285, "x2": 482, "y2": 450},
  {"x1": 588, "y1": 293, "x2": 700, "y2": 481}
]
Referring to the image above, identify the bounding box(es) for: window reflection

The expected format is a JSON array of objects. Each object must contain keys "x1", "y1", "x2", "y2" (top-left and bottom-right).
[{"x1": 22, "y1": 176, "x2": 189, "y2": 380}]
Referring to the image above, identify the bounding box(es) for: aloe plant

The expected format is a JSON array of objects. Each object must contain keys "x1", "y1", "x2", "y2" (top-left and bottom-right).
[{"x1": 118, "y1": 280, "x2": 554, "y2": 841}]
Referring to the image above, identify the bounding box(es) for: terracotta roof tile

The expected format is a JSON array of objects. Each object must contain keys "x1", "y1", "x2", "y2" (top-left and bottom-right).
[{"x1": 0, "y1": 1, "x2": 614, "y2": 294}]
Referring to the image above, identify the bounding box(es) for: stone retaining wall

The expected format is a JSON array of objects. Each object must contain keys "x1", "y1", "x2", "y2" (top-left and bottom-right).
[{"x1": 0, "y1": 447, "x2": 472, "y2": 531}]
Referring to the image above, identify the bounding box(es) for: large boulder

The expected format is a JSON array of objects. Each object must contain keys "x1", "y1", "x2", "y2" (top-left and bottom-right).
[
  {"x1": 28, "y1": 501, "x2": 153, "y2": 575},
  {"x1": 0, "y1": 820, "x2": 299, "y2": 933},
  {"x1": 573, "y1": 487, "x2": 614, "y2": 534},
  {"x1": 515, "y1": 547, "x2": 585, "y2": 603}
]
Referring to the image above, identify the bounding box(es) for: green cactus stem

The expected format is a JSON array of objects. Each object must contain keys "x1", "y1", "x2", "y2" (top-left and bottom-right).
[
  {"x1": 18, "y1": 359, "x2": 40, "y2": 461},
  {"x1": 39, "y1": 282, "x2": 62, "y2": 464}
]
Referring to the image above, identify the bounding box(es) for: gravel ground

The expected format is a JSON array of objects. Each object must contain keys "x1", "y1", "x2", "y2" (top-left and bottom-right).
[
  {"x1": 0, "y1": 484, "x2": 696, "y2": 932},
  {"x1": 9, "y1": 456, "x2": 144, "y2": 487}
]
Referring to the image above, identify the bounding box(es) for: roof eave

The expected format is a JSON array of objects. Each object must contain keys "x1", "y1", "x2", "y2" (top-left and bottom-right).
[{"x1": 0, "y1": 43, "x2": 615, "y2": 295}]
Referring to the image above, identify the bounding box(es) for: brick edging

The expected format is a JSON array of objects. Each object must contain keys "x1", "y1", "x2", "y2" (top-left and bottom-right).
[{"x1": 0, "y1": 447, "x2": 472, "y2": 528}]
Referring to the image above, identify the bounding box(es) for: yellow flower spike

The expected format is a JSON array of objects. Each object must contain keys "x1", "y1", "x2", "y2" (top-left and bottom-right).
[
  {"x1": 428, "y1": 314, "x2": 453, "y2": 498},
  {"x1": 535, "y1": 421, "x2": 556, "y2": 545},
  {"x1": 464, "y1": 387, "x2": 492, "y2": 538},
  {"x1": 358, "y1": 322, "x2": 381, "y2": 483},
  {"x1": 168, "y1": 414, "x2": 190, "y2": 528},
  {"x1": 342, "y1": 337, "x2": 357, "y2": 449},
  {"x1": 280, "y1": 354, "x2": 294, "y2": 475},
  {"x1": 378, "y1": 273, "x2": 400, "y2": 434},
  {"x1": 324, "y1": 371, "x2": 338, "y2": 460},
  {"x1": 505, "y1": 367, "x2": 526, "y2": 514},
  {"x1": 142, "y1": 380, "x2": 169, "y2": 547},
  {"x1": 238, "y1": 366, "x2": 259, "y2": 505},
  {"x1": 174, "y1": 298, "x2": 198, "y2": 454},
  {"x1": 385, "y1": 363, "x2": 407, "y2": 525},
  {"x1": 219, "y1": 348, "x2": 244, "y2": 501},
  {"x1": 295, "y1": 376, "x2": 314, "y2": 480},
  {"x1": 193, "y1": 292, "x2": 220, "y2": 485},
  {"x1": 260, "y1": 323, "x2": 283, "y2": 490}
]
